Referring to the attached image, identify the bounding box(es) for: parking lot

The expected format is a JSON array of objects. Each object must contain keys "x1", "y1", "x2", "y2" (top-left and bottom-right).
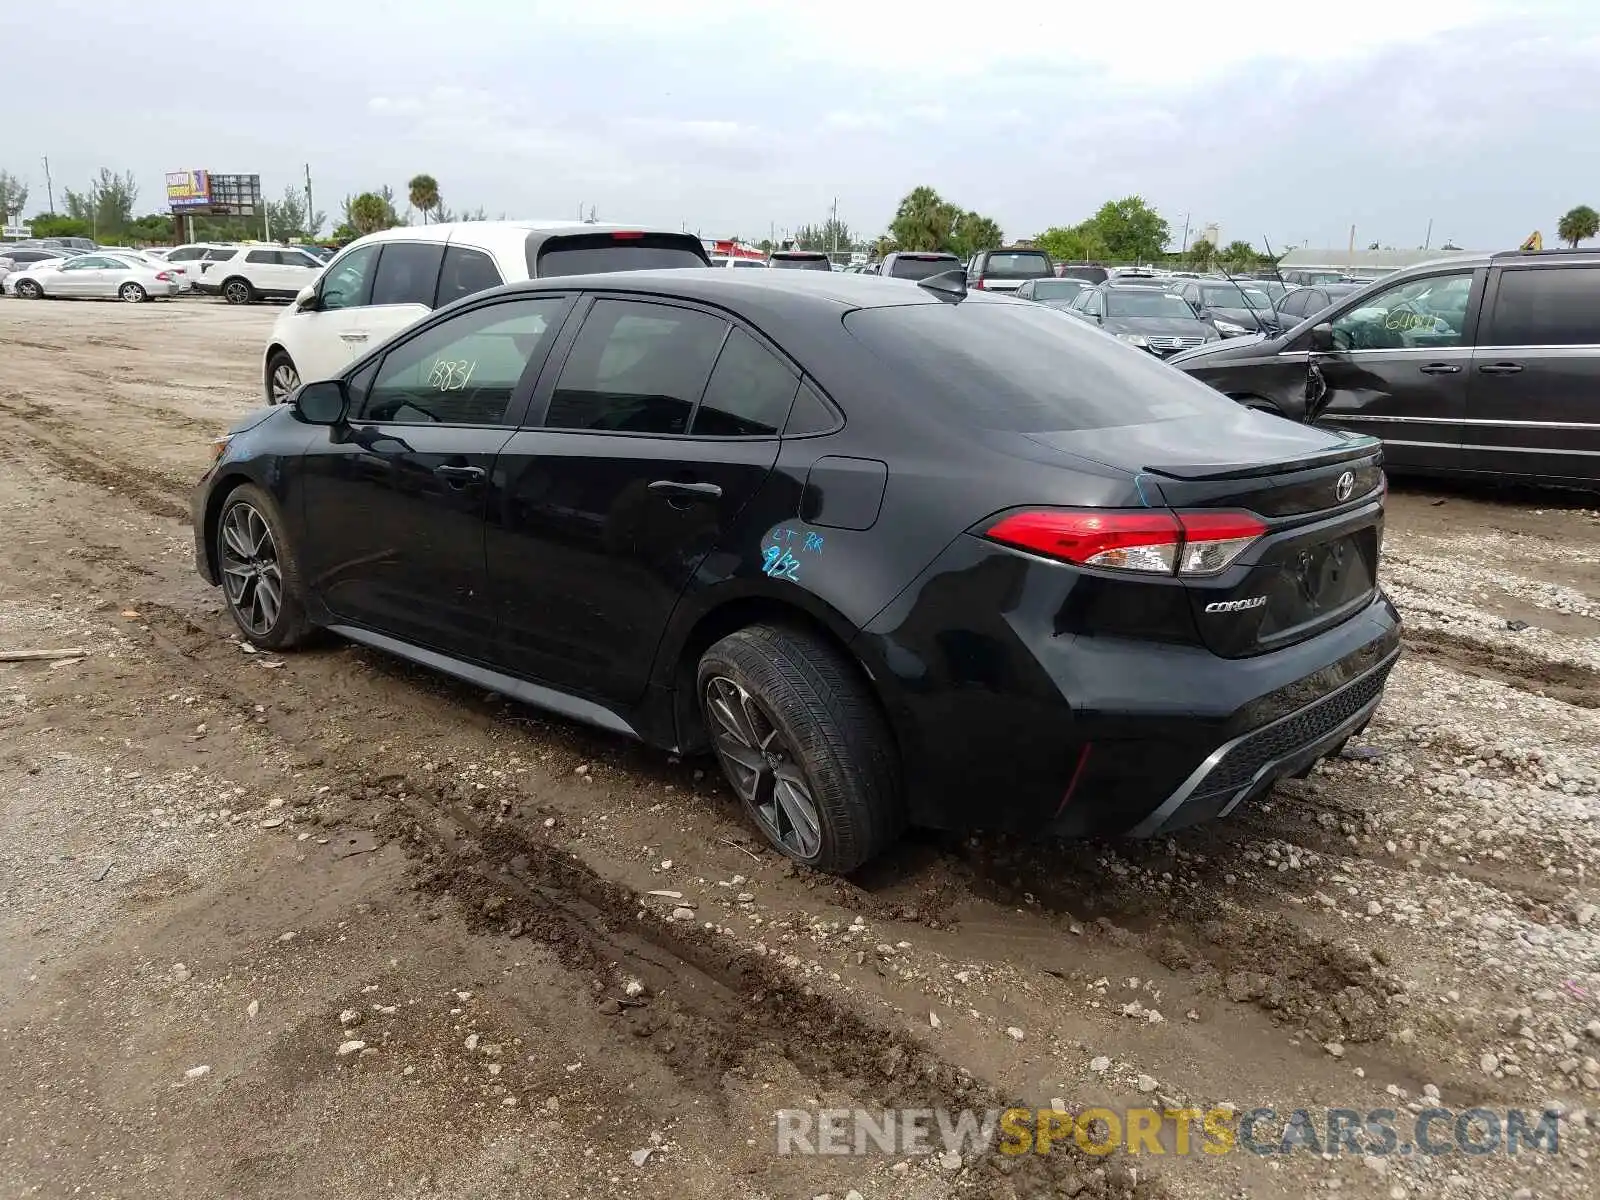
[{"x1": 2, "y1": 298, "x2": 1598, "y2": 1200}]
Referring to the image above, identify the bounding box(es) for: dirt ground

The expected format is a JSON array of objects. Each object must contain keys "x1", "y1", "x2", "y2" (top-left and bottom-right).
[{"x1": 2, "y1": 298, "x2": 1597, "y2": 1200}]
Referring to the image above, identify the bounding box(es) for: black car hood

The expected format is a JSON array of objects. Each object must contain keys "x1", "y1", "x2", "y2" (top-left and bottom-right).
[
  {"x1": 1023, "y1": 405, "x2": 1347, "y2": 477},
  {"x1": 1210, "y1": 305, "x2": 1278, "y2": 329},
  {"x1": 1104, "y1": 315, "x2": 1215, "y2": 338},
  {"x1": 1167, "y1": 331, "x2": 1280, "y2": 366},
  {"x1": 228, "y1": 405, "x2": 280, "y2": 435}
]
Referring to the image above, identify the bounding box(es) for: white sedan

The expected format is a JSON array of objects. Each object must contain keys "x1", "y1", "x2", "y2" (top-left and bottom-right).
[{"x1": 3, "y1": 252, "x2": 182, "y2": 302}]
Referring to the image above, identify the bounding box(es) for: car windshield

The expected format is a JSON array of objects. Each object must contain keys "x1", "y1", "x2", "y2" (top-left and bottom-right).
[
  {"x1": 1201, "y1": 285, "x2": 1272, "y2": 309},
  {"x1": 769, "y1": 255, "x2": 832, "y2": 271},
  {"x1": 1107, "y1": 291, "x2": 1198, "y2": 318},
  {"x1": 845, "y1": 301, "x2": 1232, "y2": 433},
  {"x1": 979, "y1": 252, "x2": 1051, "y2": 279},
  {"x1": 1030, "y1": 280, "x2": 1087, "y2": 300},
  {"x1": 531, "y1": 231, "x2": 709, "y2": 277},
  {"x1": 888, "y1": 256, "x2": 961, "y2": 280},
  {"x1": 731, "y1": 259, "x2": 767, "y2": 268}
]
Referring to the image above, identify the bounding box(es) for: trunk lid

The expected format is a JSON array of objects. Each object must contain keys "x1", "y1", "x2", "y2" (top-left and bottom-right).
[{"x1": 1024, "y1": 414, "x2": 1386, "y2": 658}]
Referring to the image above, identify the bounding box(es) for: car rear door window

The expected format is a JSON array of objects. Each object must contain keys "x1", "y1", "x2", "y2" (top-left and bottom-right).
[
  {"x1": 888, "y1": 255, "x2": 962, "y2": 280},
  {"x1": 436, "y1": 246, "x2": 504, "y2": 307},
  {"x1": 545, "y1": 299, "x2": 728, "y2": 435},
  {"x1": 977, "y1": 251, "x2": 1051, "y2": 279},
  {"x1": 691, "y1": 328, "x2": 799, "y2": 436},
  {"x1": 370, "y1": 241, "x2": 446, "y2": 307},
  {"x1": 358, "y1": 297, "x2": 568, "y2": 425},
  {"x1": 318, "y1": 244, "x2": 380, "y2": 310},
  {"x1": 782, "y1": 380, "x2": 840, "y2": 436},
  {"x1": 245, "y1": 249, "x2": 276, "y2": 265},
  {"x1": 1488, "y1": 267, "x2": 1600, "y2": 346}
]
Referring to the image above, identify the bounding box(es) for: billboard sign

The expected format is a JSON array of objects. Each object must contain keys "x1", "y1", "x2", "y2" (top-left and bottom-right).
[{"x1": 166, "y1": 169, "x2": 212, "y2": 209}]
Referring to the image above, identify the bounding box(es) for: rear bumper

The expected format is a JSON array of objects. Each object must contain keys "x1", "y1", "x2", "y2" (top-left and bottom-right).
[
  {"x1": 854, "y1": 535, "x2": 1402, "y2": 838},
  {"x1": 192, "y1": 279, "x2": 221, "y2": 295}
]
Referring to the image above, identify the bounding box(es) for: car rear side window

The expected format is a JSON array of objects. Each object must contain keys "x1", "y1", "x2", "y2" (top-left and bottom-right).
[
  {"x1": 545, "y1": 299, "x2": 728, "y2": 435},
  {"x1": 370, "y1": 241, "x2": 446, "y2": 307},
  {"x1": 691, "y1": 328, "x2": 799, "y2": 436},
  {"x1": 845, "y1": 302, "x2": 1231, "y2": 432},
  {"x1": 245, "y1": 250, "x2": 275, "y2": 264},
  {"x1": 770, "y1": 255, "x2": 832, "y2": 271},
  {"x1": 319, "y1": 244, "x2": 379, "y2": 310},
  {"x1": 782, "y1": 381, "x2": 840, "y2": 436},
  {"x1": 977, "y1": 252, "x2": 1051, "y2": 279},
  {"x1": 436, "y1": 246, "x2": 504, "y2": 307},
  {"x1": 359, "y1": 297, "x2": 568, "y2": 425},
  {"x1": 1489, "y1": 267, "x2": 1600, "y2": 346},
  {"x1": 530, "y1": 232, "x2": 708, "y2": 278}
]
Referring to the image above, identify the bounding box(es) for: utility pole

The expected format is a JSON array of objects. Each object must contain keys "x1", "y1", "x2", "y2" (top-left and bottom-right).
[
  {"x1": 1423, "y1": 217, "x2": 1433, "y2": 251},
  {"x1": 1179, "y1": 211, "x2": 1191, "y2": 254},
  {"x1": 830, "y1": 196, "x2": 839, "y2": 256},
  {"x1": 304, "y1": 163, "x2": 315, "y2": 238},
  {"x1": 1347, "y1": 223, "x2": 1356, "y2": 265},
  {"x1": 41, "y1": 156, "x2": 55, "y2": 214}
]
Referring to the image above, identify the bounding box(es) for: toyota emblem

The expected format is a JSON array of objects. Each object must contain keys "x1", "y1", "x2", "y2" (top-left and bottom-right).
[{"x1": 1335, "y1": 470, "x2": 1355, "y2": 503}]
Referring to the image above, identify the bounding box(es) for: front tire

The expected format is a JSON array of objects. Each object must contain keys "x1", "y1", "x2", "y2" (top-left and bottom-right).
[
  {"x1": 119, "y1": 282, "x2": 147, "y2": 303},
  {"x1": 15, "y1": 279, "x2": 43, "y2": 300},
  {"x1": 216, "y1": 484, "x2": 313, "y2": 650},
  {"x1": 266, "y1": 351, "x2": 300, "y2": 404},
  {"x1": 697, "y1": 625, "x2": 902, "y2": 874},
  {"x1": 222, "y1": 277, "x2": 254, "y2": 305}
]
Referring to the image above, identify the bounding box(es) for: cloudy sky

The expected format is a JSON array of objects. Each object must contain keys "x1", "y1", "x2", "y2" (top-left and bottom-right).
[{"x1": 9, "y1": 0, "x2": 1599, "y2": 251}]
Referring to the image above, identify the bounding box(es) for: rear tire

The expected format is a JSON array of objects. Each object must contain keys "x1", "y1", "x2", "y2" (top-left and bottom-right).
[
  {"x1": 15, "y1": 279, "x2": 42, "y2": 300},
  {"x1": 222, "y1": 277, "x2": 254, "y2": 305},
  {"x1": 215, "y1": 483, "x2": 313, "y2": 651},
  {"x1": 119, "y1": 282, "x2": 147, "y2": 303},
  {"x1": 697, "y1": 625, "x2": 902, "y2": 874}
]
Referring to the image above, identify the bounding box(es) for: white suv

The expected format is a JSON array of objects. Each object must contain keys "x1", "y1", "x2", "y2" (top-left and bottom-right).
[
  {"x1": 261, "y1": 220, "x2": 711, "y2": 403},
  {"x1": 196, "y1": 245, "x2": 325, "y2": 305}
]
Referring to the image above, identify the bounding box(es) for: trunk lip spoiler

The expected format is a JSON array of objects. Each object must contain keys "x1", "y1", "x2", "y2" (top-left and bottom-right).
[{"x1": 1140, "y1": 438, "x2": 1381, "y2": 483}]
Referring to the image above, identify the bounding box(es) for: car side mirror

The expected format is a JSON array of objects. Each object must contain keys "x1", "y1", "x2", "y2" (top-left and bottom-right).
[
  {"x1": 294, "y1": 284, "x2": 318, "y2": 311},
  {"x1": 1309, "y1": 322, "x2": 1334, "y2": 352},
  {"x1": 294, "y1": 379, "x2": 349, "y2": 425}
]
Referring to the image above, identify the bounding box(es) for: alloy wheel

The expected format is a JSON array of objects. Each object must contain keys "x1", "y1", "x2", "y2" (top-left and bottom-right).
[
  {"x1": 119, "y1": 283, "x2": 144, "y2": 303},
  {"x1": 219, "y1": 502, "x2": 283, "y2": 639},
  {"x1": 225, "y1": 281, "x2": 249, "y2": 304},
  {"x1": 704, "y1": 675, "x2": 822, "y2": 860},
  {"x1": 269, "y1": 360, "x2": 300, "y2": 403},
  {"x1": 17, "y1": 280, "x2": 41, "y2": 299}
]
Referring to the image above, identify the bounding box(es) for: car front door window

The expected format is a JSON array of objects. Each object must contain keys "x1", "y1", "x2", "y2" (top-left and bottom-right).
[
  {"x1": 1331, "y1": 272, "x2": 1472, "y2": 351},
  {"x1": 359, "y1": 297, "x2": 568, "y2": 425},
  {"x1": 319, "y1": 244, "x2": 380, "y2": 311}
]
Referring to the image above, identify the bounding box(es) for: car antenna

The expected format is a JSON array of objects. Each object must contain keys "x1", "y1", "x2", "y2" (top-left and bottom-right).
[
  {"x1": 1261, "y1": 234, "x2": 1288, "y2": 291},
  {"x1": 917, "y1": 268, "x2": 968, "y2": 304}
]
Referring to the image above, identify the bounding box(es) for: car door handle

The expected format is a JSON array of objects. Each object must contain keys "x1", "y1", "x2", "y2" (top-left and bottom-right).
[
  {"x1": 1478, "y1": 362, "x2": 1522, "y2": 375},
  {"x1": 434, "y1": 464, "x2": 485, "y2": 484},
  {"x1": 1418, "y1": 362, "x2": 1461, "y2": 375},
  {"x1": 648, "y1": 479, "x2": 723, "y2": 500},
  {"x1": 340, "y1": 332, "x2": 368, "y2": 343}
]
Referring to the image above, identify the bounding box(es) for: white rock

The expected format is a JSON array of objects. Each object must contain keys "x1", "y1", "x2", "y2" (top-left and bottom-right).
[
  {"x1": 1137, "y1": 1074, "x2": 1159, "y2": 1093},
  {"x1": 928, "y1": 1011, "x2": 941, "y2": 1029},
  {"x1": 623, "y1": 979, "x2": 646, "y2": 998},
  {"x1": 660, "y1": 859, "x2": 673, "y2": 869},
  {"x1": 1005, "y1": 1026, "x2": 1025, "y2": 1042},
  {"x1": 939, "y1": 1151, "x2": 962, "y2": 1170},
  {"x1": 465, "y1": 1033, "x2": 480, "y2": 1051},
  {"x1": 339, "y1": 1008, "x2": 362, "y2": 1027},
  {"x1": 184, "y1": 1065, "x2": 211, "y2": 1080},
  {"x1": 1325, "y1": 1042, "x2": 1345, "y2": 1058},
  {"x1": 1366, "y1": 901, "x2": 1384, "y2": 916},
  {"x1": 629, "y1": 1147, "x2": 655, "y2": 1167},
  {"x1": 246, "y1": 999, "x2": 259, "y2": 1019},
  {"x1": 1479, "y1": 1052, "x2": 1499, "y2": 1074},
  {"x1": 1090, "y1": 1056, "x2": 1112, "y2": 1074},
  {"x1": 671, "y1": 907, "x2": 696, "y2": 921},
  {"x1": 337, "y1": 1040, "x2": 366, "y2": 1056}
]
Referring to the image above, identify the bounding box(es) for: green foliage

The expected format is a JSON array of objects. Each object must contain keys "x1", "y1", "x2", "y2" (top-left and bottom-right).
[
  {"x1": 1185, "y1": 238, "x2": 1216, "y2": 269},
  {"x1": 349, "y1": 192, "x2": 400, "y2": 235},
  {"x1": 60, "y1": 168, "x2": 140, "y2": 239},
  {"x1": 263, "y1": 185, "x2": 325, "y2": 241},
  {"x1": 888, "y1": 186, "x2": 1003, "y2": 255},
  {"x1": 793, "y1": 217, "x2": 854, "y2": 253},
  {"x1": 28, "y1": 214, "x2": 91, "y2": 239},
  {"x1": 1036, "y1": 223, "x2": 1107, "y2": 263},
  {"x1": 0, "y1": 170, "x2": 28, "y2": 220},
  {"x1": 1219, "y1": 239, "x2": 1260, "y2": 271},
  {"x1": 1086, "y1": 196, "x2": 1169, "y2": 262},
  {"x1": 1557, "y1": 204, "x2": 1598, "y2": 248},
  {"x1": 408, "y1": 173, "x2": 442, "y2": 224}
]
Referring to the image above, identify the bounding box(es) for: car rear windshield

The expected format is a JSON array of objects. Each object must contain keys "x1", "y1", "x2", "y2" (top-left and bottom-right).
[
  {"x1": 844, "y1": 301, "x2": 1230, "y2": 432},
  {"x1": 770, "y1": 255, "x2": 832, "y2": 271},
  {"x1": 1031, "y1": 280, "x2": 1087, "y2": 300},
  {"x1": 888, "y1": 256, "x2": 961, "y2": 280},
  {"x1": 530, "y1": 232, "x2": 709, "y2": 277},
  {"x1": 978, "y1": 252, "x2": 1051, "y2": 279}
]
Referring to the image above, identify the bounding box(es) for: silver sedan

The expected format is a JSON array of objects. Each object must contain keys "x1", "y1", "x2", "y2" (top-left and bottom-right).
[{"x1": 3, "y1": 252, "x2": 181, "y2": 302}]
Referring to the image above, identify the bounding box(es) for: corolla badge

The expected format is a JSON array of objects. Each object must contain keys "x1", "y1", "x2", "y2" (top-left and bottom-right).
[
  {"x1": 1204, "y1": 596, "x2": 1268, "y2": 613},
  {"x1": 1335, "y1": 470, "x2": 1356, "y2": 503}
]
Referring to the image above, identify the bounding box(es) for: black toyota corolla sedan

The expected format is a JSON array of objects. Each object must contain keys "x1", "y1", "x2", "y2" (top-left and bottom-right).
[{"x1": 193, "y1": 270, "x2": 1400, "y2": 874}]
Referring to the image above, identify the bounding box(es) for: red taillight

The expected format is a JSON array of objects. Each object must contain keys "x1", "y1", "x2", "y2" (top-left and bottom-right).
[
  {"x1": 971, "y1": 278, "x2": 985, "y2": 289},
  {"x1": 610, "y1": 231, "x2": 645, "y2": 240},
  {"x1": 156, "y1": 271, "x2": 172, "y2": 281},
  {"x1": 984, "y1": 508, "x2": 1266, "y2": 576}
]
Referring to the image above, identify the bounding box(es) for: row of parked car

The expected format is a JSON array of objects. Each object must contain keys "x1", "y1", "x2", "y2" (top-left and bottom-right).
[{"x1": 0, "y1": 238, "x2": 336, "y2": 304}]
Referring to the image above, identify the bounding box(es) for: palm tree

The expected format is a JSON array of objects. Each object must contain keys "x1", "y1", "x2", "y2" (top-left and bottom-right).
[
  {"x1": 890, "y1": 186, "x2": 956, "y2": 252},
  {"x1": 1556, "y1": 205, "x2": 1598, "y2": 248},
  {"x1": 408, "y1": 174, "x2": 441, "y2": 225},
  {"x1": 1186, "y1": 238, "x2": 1216, "y2": 270}
]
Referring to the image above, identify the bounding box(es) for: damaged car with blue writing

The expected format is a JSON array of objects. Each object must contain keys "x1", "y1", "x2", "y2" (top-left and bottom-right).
[{"x1": 193, "y1": 270, "x2": 1398, "y2": 873}]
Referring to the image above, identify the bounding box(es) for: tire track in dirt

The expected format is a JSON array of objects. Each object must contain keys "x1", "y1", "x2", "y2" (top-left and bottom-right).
[{"x1": 1402, "y1": 625, "x2": 1599, "y2": 707}]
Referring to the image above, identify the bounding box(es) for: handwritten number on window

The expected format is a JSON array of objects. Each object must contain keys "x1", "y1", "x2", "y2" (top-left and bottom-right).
[{"x1": 429, "y1": 359, "x2": 477, "y2": 391}]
